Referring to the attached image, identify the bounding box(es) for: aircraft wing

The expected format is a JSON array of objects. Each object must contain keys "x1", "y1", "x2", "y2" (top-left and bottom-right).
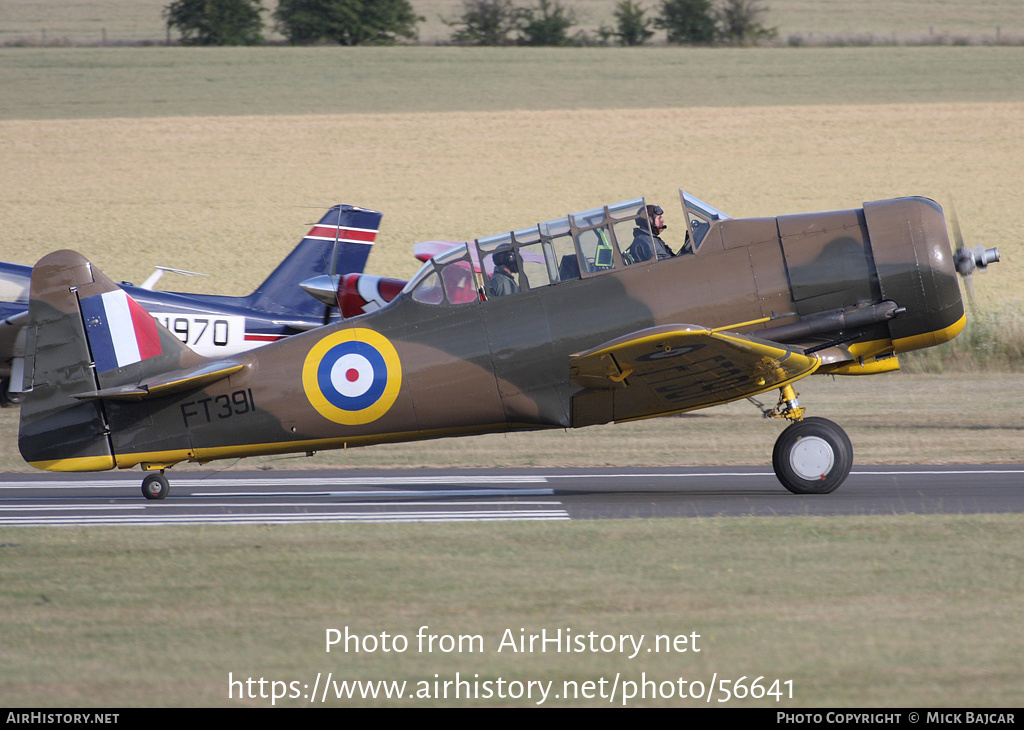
[
  {"x1": 414, "y1": 241, "x2": 466, "y2": 262},
  {"x1": 570, "y1": 324, "x2": 820, "y2": 423}
]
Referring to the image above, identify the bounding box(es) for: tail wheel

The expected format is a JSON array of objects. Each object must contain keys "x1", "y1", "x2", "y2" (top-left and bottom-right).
[
  {"x1": 142, "y1": 472, "x2": 170, "y2": 500},
  {"x1": 772, "y1": 417, "x2": 853, "y2": 494}
]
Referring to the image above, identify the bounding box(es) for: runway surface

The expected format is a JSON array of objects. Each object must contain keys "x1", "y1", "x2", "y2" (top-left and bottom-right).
[{"x1": 1, "y1": 466, "x2": 1021, "y2": 526}]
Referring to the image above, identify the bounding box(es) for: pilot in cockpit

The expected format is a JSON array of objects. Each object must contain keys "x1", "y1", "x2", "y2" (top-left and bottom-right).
[{"x1": 627, "y1": 204, "x2": 676, "y2": 262}]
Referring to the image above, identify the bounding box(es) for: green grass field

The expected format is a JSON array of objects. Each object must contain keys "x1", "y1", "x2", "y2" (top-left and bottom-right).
[
  {"x1": 4, "y1": 46, "x2": 1024, "y2": 120},
  {"x1": 1, "y1": 29, "x2": 1023, "y2": 708},
  {"x1": 3, "y1": 516, "x2": 1022, "y2": 707}
]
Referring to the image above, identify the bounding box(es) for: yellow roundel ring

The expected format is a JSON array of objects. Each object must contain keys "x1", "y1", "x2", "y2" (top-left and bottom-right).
[{"x1": 302, "y1": 328, "x2": 402, "y2": 425}]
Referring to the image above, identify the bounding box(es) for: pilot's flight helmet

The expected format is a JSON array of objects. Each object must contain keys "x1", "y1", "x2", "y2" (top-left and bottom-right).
[{"x1": 493, "y1": 246, "x2": 518, "y2": 272}]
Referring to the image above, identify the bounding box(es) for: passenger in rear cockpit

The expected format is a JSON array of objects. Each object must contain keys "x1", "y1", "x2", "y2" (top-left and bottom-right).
[{"x1": 488, "y1": 246, "x2": 520, "y2": 297}]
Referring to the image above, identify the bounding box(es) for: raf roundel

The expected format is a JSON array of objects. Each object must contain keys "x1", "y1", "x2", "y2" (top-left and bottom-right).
[{"x1": 302, "y1": 329, "x2": 403, "y2": 425}]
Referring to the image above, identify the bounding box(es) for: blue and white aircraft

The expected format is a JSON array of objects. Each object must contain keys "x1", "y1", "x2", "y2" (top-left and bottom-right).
[{"x1": 0, "y1": 204, "x2": 381, "y2": 403}]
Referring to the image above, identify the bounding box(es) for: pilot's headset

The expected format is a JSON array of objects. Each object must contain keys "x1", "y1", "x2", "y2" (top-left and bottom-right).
[{"x1": 646, "y1": 204, "x2": 666, "y2": 234}]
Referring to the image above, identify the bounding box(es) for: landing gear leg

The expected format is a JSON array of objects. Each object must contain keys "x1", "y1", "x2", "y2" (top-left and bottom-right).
[
  {"x1": 762, "y1": 385, "x2": 853, "y2": 494},
  {"x1": 142, "y1": 471, "x2": 170, "y2": 500}
]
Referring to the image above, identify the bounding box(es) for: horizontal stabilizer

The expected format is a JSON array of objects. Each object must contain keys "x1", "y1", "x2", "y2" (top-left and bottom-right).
[
  {"x1": 74, "y1": 361, "x2": 244, "y2": 401},
  {"x1": 570, "y1": 324, "x2": 820, "y2": 424}
]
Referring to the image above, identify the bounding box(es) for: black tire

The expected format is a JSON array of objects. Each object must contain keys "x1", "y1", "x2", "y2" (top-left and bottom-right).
[
  {"x1": 772, "y1": 417, "x2": 853, "y2": 495},
  {"x1": 142, "y1": 473, "x2": 170, "y2": 500}
]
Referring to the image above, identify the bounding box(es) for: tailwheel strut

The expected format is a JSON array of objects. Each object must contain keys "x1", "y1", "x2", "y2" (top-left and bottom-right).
[{"x1": 142, "y1": 471, "x2": 170, "y2": 500}]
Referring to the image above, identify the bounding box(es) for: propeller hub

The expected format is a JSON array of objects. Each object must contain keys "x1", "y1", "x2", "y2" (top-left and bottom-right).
[{"x1": 954, "y1": 245, "x2": 999, "y2": 277}]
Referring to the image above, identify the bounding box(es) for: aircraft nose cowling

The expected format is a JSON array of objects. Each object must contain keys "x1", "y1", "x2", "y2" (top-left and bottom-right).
[{"x1": 863, "y1": 197, "x2": 965, "y2": 351}]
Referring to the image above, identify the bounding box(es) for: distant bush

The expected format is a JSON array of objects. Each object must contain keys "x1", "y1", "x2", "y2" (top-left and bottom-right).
[
  {"x1": 606, "y1": 0, "x2": 655, "y2": 46},
  {"x1": 518, "y1": 0, "x2": 577, "y2": 46},
  {"x1": 716, "y1": 0, "x2": 776, "y2": 44},
  {"x1": 444, "y1": 0, "x2": 581, "y2": 46},
  {"x1": 443, "y1": 0, "x2": 523, "y2": 45},
  {"x1": 274, "y1": 0, "x2": 421, "y2": 45},
  {"x1": 164, "y1": 0, "x2": 266, "y2": 45},
  {"x1": 654, "y1": 0, "x2": 717, "y2": 44}
]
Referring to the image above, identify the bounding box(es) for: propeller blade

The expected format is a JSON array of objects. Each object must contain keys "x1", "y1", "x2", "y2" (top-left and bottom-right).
[{"x1": 948, "y1": 199, "x2": 965, "y2": 251}]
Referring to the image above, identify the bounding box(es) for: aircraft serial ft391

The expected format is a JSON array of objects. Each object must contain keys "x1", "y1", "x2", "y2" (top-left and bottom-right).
[
  {"x1": 0, "y1": 205, "x2": 381, "y2": 401},
  {"x1": 17, "y1": 190, "x2": 998, "y2": 499}
]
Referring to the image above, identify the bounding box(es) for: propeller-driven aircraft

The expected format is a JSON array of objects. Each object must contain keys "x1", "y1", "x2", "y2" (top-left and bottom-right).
[
  {"x1": 0, "y1": 205, "x2": 381, "y2": 401},
  {"x1": 17, "y1": 191, "x2": 997, "y2": 498},
  {"x1": 298, "y1": 240, "x2": 459, "y2": 319}
]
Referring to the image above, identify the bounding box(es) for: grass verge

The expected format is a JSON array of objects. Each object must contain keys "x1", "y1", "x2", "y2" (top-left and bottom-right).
[{"x1": 1, "y1": 515, "x2": 1021, "y2": 707}]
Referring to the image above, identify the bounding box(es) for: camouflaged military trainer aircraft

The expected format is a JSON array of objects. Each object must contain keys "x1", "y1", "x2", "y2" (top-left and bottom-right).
[{"x1": 17, "y1": 191, "x2": 997, "y2": 499}]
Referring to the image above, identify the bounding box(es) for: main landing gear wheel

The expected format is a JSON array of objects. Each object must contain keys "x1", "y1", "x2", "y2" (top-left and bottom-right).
[
  {"x1": 772, "y1": 417, "x2": 853, "y2": 495},
  {"x1": 142, "y1": 472, "x2": 170, "y2": 500}
]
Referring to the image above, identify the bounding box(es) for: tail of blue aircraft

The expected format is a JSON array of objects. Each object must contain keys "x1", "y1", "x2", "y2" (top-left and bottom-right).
[
  {"x1": 181, "y1": 204, "x2": 382, "y2": 319},
  {"x1": 241, "y1": 205, "x2": 382, "y2": 318}
]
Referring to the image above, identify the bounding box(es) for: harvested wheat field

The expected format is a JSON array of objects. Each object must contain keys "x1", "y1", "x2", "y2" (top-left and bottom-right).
[{"x1": 2, "y1": 102, "x2": 1021, "y2": 305}]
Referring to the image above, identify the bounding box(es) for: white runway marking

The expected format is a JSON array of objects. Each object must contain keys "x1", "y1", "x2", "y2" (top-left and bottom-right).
[{"x1": 0, "y1": 510, "x2": 570, "y2": 526}]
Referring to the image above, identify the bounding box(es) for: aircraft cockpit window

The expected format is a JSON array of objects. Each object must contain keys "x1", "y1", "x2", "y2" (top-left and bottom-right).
[
  {"x1": 406, "y1": 244, "x2": 482, "y2": 306},
  {"x1": 570, "y1": 202, "x2": 639, "y2": 274},
  {"x1": 573, "y1": 226, "x2": 616, "y2": 273},
  {"x1": 686, "y1": 210, "x2": 712, "y2": 251},
  {"x1": 440, "y1": 260, "x2": 479, "y2": 304},
  {"x1": 539, "y1": 218, "x2": 579, "y2": 283},
  {"x1": 409, "y1": 269, "x2": 444, "y2": 305},
  {"x1": 476, "y1": 233, "x2": 518, "y2": 299},
  {"x1": 550, "y1": 235, "x2": 579, "y2": 282},
  {"x1": 679, "y1": 190, "x2": 730, "y2": 252},
  {"x1": 0, "y1": 273, "x2": 30, "y2": 303},
  {"x1": 579, "y1": 198, "x2": 646, "y2": 266},
  {"x1": 516, "y1": 242, "x2": 552, "y2": 290},
  {"x1": 472, "y1": 199, "x2": 656, "y2": 298}
]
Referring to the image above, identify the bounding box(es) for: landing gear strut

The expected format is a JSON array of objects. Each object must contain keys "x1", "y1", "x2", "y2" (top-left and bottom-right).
[
  {"x1": 142, "y1": 471, "x2": 170, "y2": 500},
  {"x1": 761, "y1": 385, "x2": 853, "y2": 494}
]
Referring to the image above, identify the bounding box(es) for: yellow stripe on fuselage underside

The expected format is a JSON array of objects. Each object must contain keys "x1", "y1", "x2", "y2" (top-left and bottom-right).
[
  {"x1": 892, "y1": 313, "x2": 966, "y2": 352},
  {"x1": 28, "y1": 455, "x2": 117, "y2": 472},
  {"x1": 109, "y1": 423, "x2": 527, "y2": 471}
]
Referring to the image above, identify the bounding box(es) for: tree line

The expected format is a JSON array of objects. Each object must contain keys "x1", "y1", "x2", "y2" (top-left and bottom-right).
[{"x1": 164, "y1": 0, "x2": 776, "y2": 46}]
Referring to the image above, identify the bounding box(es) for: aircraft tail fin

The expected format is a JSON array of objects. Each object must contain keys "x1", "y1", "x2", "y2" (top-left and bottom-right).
[
  {"x1": 18, "y1": 251, "x2": 202, "y2": 471},
  {"x1": 245, "y1": 205, "x2": 382, "y2": 317}
]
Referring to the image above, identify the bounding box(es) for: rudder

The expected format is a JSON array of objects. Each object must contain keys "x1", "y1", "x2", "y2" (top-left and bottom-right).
[{"x1": 245, "y1": 205, "x2": 382, "y2": 318}]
